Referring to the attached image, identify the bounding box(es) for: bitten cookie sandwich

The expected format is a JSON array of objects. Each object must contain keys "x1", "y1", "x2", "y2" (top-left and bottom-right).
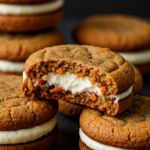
[
  {"x1": 0, "y1": 76, "x2": 58, "y2": 149},
  {"x1": 21, "y1": 45, "x2": 135, "y2": 116},
  {"x1": 0, "y1": 28, "x2": 64, "y2": 75},
  {"x1": 73, "y1": 14, "x2": 150, "y2": 75},
  {"x1": 79, "y1": 95, "x2": 150, "y2": 150},
  {"x1": 0, "y1": 0, "x2": 64, "y2": 32}
]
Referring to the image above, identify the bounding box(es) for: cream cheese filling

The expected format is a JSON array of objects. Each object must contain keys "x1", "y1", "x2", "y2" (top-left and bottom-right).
[
  {"x1": 23, "y1": 71, "x2": 132, "y2": 103},
  {"x1": 0, "y1": 60, "x2": 24, "y2": 73},
  {"x1": 0, "y1": 0, "x2": 64, "y2": 15},
  {"x1": 0, "y1": 114, "x2": 57, "y2": 144},
  {"x1": 119, "y1": 48, "x2": 150, "y2": 66},
  {"x1": 79, "y1": 128, "x2": 132, "y2": 150}
]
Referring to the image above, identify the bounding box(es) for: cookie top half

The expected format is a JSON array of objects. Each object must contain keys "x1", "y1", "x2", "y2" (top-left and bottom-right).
[
  {"x1": 0, "y1": 76, "x2": 58, "y2": 131},
  {"x1": 73, "y1": 14, "x2": 150, "y2": 52},
  {"x1": 24, "y1": 45, "x2": 134, "y2": 95},
  {"x1": 0, "y1": 28, "x2": 64, "y2": 61},
  {"x1": 80, "y1": 96, "x2": 150, "y2": 149}
]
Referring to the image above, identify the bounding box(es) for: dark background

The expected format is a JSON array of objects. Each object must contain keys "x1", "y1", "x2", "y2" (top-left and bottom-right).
[{"x1": 55, "y1": 1, "x2": 150, "y2": 150}]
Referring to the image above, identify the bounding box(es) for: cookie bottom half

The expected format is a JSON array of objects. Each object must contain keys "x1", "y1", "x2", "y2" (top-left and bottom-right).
[
  {"x1": 58, "y1": 99, "x2": 85, "y2": 118},
  {"x1": 0, "y1": 125, "x2": 58, "y2": 150},
  {"x1": 137, "y1": 62, "x2": 150, "y2": 75}
]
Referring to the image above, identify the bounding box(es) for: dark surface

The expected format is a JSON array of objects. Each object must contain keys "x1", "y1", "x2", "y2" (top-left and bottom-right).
[{"x1": 48, "y1": 17, "x2": 150, "y2": 150}]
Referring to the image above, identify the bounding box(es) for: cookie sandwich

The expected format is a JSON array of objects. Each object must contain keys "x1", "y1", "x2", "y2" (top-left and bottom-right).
[
  {"x1": 0, "y1": 75, "x2": 58, "y2": 149},
  {"x1": 73, "y1": 14, "x2": 150, "y2": 75},
  {"x1": 79, "y1": 95, "x2": 150, "y2": 150},
  {"x1": 0, "y1": 0, "x2": 64, "y2": 32},
  {"x1": 21, "y1": 45, "x2": 135, "y2": 115},
  {"x1": 0, "y1": 28, "x2": 64, "y2": 75}
]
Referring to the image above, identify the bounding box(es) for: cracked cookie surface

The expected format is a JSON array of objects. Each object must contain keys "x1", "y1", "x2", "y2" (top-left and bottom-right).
[
  {"x1": 80, "y1": 96, "x2": 150, "y2": 149},
  {"x1": 0, "y1": 76, "x2": 58, "y2": 131}
]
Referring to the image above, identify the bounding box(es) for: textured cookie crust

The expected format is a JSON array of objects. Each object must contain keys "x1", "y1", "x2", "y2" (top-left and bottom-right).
[
  {"x1": 73, "y1": 14, "x2": 150, "y2": 52},
  {"x1": 0, "y1": 76, "x2": 58, "y2": 131},
  {"x1": 80, "y1": 96, "x2": 150, "y2": 149},
  {"x1": 0, "y1": 8, "x2": 63, "y2": 32},
  {"x1": 0, "y1": 125, "x2": 58, "y2": 150},
  {"x1": 58, "y1": 99, "x2": 85, "y2": 118},
  {"x1": 0, "y1": 0, "x2": 54, "y2": 4},
  {"x1": 138, "y1": 62, "x2": 150, "y2": 75},
  {"x1": 0, "y1": 28, "x2": 64, "y2": 61},
  {"x1": 132, "y1": 65, "x2": 143, "y2": 95},
  {"x1": 79, "y1": 139, "x2": 91, "y2": 150}
]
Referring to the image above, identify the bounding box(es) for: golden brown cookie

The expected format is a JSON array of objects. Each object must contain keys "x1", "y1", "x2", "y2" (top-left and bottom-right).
[
  {"x1": 79, "y1": 139, "x2": 91, "y2": 150},
  {"x1": 0, "y1": 0, "x2": 54, "y2": 4},
  {"x1": 21, "y1": 45, "x2": 134, "y2": 115},
  {"x1": 0, "y1": 28, "x2": 64, "y2": 61},
  {"x1": 0, "y1": 8, "x2": 63, "y2": 32},
  {"x1": 73, "y1": 14, "x2": 150, "y2": 52},
  {"x1": 58, "y1": 99, "x2": 85, "y2": 118},
  {"x1": 80, "y1": 96, "x2": 150, "y2": 149},
  {"x1": 137, "y1": 62, "x2": 150, "y2": 75},
  {"x1": 0, "y1": 75, "x2": 58, "y2": 149},
  {"x1": 132, "y1": 65, "x2": 143, "y2": 95}
]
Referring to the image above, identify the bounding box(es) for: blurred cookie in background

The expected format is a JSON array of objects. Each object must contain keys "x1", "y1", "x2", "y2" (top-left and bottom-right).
[
  {"x1": 73, "y1": 14, "x2": 150, "y2": 75},
  {"x1": 0, "y1": 0, "x2": 64, "y2": 32},
  {"x1": 0, "y1": 28, "x2": 64, "y2": 75}
]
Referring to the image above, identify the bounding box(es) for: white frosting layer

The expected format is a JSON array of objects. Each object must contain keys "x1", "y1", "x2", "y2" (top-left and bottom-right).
[
  {"x1": 0, "y1": 60, "x2": 24, "y2": 73},
  {"x1": 0, "y1": 114, "x2": 57, "y2": 144},
  {"x1": 79, "y1": 128, "x2": 132, "y2": 150},
  {"x1": 119, "y1": 48, "x2": 150, "y2": 65},
  {"x1": 0, "y1": 0, "x2": 64, "y2": 15},
  {"x1": 23, "y1": 71, "x2": 132, "y2": 102}
]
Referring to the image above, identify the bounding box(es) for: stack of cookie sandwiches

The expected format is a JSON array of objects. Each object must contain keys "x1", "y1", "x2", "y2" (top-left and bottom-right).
[
  {"x1": 0, "y1": 76, "x2": 58, "y2": 149},
  {"x1": 21, "y1": 45, "x2": 135, "y2": 116},
  {"x1": 73, "y1": 14, "x2": 150, "y2": 75},
  {"x1": 0, "y1": 0, "x2": 64, "y2": 75}
]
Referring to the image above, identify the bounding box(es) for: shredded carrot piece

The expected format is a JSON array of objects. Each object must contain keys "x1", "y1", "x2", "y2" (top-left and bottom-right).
[
  {"x1": 95, "y1": 48, "x2": 110, "y2": 54},
  {"x1": 103, "y1": 115, "x2": 107, "y2": 118},
  {"x1": 104, "y1": 103, "x2": 108, "y2": 108},
  {"x1": 93, "y1": 70, "x2": 97, "y2": 75},
  {"x1": 79, "y1": 94, "x2": 83, "y2": 98},
  {"x1": 67, "y1": 95, "x2": 71, "y2": 98},
  {"x1": 137, "y1": 124, "x2": 147, "y2": 128},
  {"x1": 48, "y1": 63, "x2": 53, "y2": 66},
  {"x1": 101, "y1": 86, "x2": 107, "y2": 94},
  {"x1": 93, "y1": 118, "x2": 103, "y2": 122},
  {"x1": 37, "y1": 79, "x2": 46, "y2": 86},
  {"x1": 56, "y1": 68, "x2": 63, "y2": 74},
  {"x1": 19, "y1": 106, "x2": 23, "y2": 108},
  {"x1": 90, "y1": 93, "x2": 97, "y2": 101},
  {"x1": 63, "y1": 53, "x2": 68, "y2": 57},
  {"x1": 120, "y1": 68, "x2": 123, "y2": 71},
  {"x1": 140, "y1": 106, "x2": 143, "y2": 111},
  {"x1": 16, "y1": 100, "x2": 21, "y2": 103},
  {"x1": 37, "y1": 73, "x2": 40, "y2": 77},
  {"x1": 51, "y1": 87, "x2": 63, "y2": 93},
  {"x1": 91, "y1": 103, "x2": 96, "y2": 108},
  {"x1": 77, "y1": 73, "x2": 83, "y2": 78},
  {"x1": 28, "y1": 83, "x2": 33, "y2": 89},
  {"x1": 5, "y1": 100, "x2": 7, "y2": 102},
  {"x1": 5, "y1": 107, "x2": 9, "y2": 110},
  {"x1": 91, "y1": 78, "x2": 96, "y2": 81},
  {"x1": 40, "y1": 72, "x2": 43, "y2": 75},
  {"x1": 117, "y1": 127, "x2": 124, "y2": 130},
  {"x1": 61, "y1": 46, "x2": 66, "y2": 48}
]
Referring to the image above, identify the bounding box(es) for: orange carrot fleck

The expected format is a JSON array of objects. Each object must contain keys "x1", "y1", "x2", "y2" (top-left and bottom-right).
[
  {"x1": 37, "y1": 73, "x2": 40, "y2": 77},
  {"x1": 93, "y1": 118, "x2": 103, "y2": 122},
  {"x1": 90, "y1": 93, "x2": 97, "y2": 101},
  {"x1": 48, "y1": 63, "x2": 53, "y2": 66},
  {"x1": 28, "y1": 83, "x2": 33, "y2": 89},
  {"x1": 63, "y1": 53, "x2": 68, "y2": 57},
  {"x1": 120, "y1": 68, "x2": 123, "y2": 71},
  {"x1": 95, "y1": 48, "x2": 110, "y2": 54},
  {"x1": 19, "y1": 106, "x2": 23, "y2": 108},
  {"x1": 117, "y1": 127, "x2": 124, "y2": 130},
  {"x1": 103, "y1": 115, "x2": 107, "y2": 118},
  {"x1": 79, "y1": 94, "x2": 83, "y2": 98},
  {"x1": 91, "y1": 78, "x2": 96, "y2": 81},
  {"x1": 95, "y1": 51, "x2": 102, "y2": 54},
  {"x1": 104, "y1": 103, "x2": 108, "y2": 108},
  {"x1": 37, "y1": 79, "x2": 46, "y2": 86},
  {"x1": 16, "y1": 100, "x2": 21, "y2": 103},
  {"x1": 5, "y1": 107, "x2": 9, "y2": 110},
  {"x1": 67, "y1": 95, "x2": 71, "y2": 98},
  {"x1": 137, "y1": 124, "x2": 148, "y2": 128},
  {"x1": 56, "y1": 68, "x2": 63, "y2": 74},
  {"x1": 93, "y1": 70, "x2": 97, "y2": 75},
  {"x1": 91, "y1": 103, "x2": 96, "y2": 108},
  {"x1": 40, "y1": 72, "x2": 43, "y2": 75},
  {"x1": 101, "y1": 86, "x2": 107, "y2": 94},
  {"x1": 77, "y1": 73, "x2": 83, "y2": 78},
  {"x1": 51, "y1": 87, "x2": 63, "y2": 93}
]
